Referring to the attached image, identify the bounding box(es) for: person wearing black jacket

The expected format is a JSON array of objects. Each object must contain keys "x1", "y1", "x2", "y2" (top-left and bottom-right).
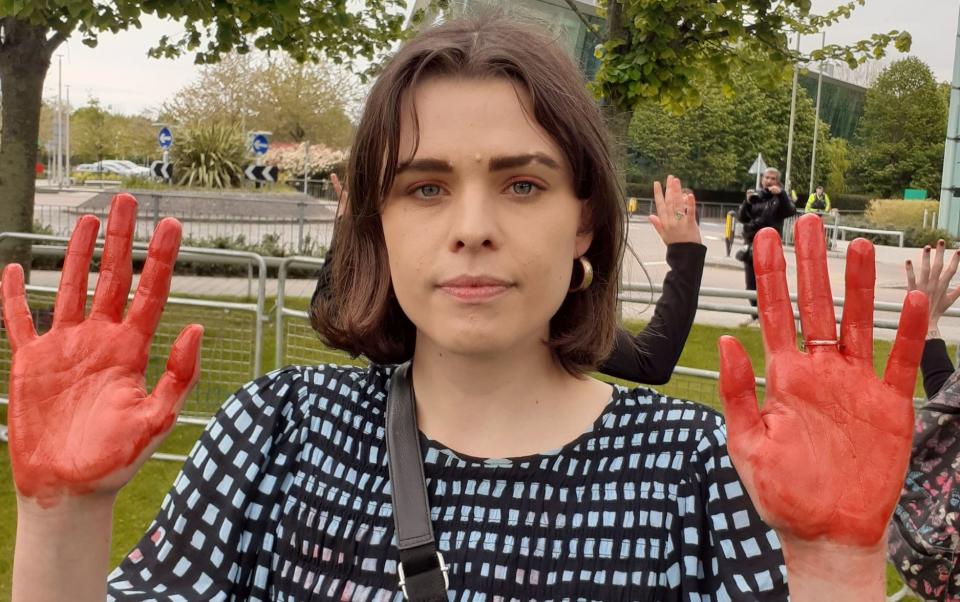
[
  {"x1": 313, "y1": 174, "x2": 706, "y2": 385},
  {"x1": 736, "y1": 167, "x2": 797, "y2": 323}
]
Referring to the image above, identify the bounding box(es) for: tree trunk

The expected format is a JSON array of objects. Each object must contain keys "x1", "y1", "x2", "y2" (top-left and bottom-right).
[{"x1": 0, "y1": 19, "x2": 54, "y2": 282}]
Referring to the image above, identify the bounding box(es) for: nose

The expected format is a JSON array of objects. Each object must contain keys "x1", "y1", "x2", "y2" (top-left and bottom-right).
[{"x1": 448, "y1": 185, "x2": 499, "y2": 253}]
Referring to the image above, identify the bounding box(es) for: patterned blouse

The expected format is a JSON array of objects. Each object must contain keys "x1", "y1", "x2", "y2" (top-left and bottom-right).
[{"x1": 106, "y1": 364, "x2": 788, "y2": 601}]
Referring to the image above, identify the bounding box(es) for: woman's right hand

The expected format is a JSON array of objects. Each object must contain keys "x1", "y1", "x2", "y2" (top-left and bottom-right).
[
  {"x1": 905, "y1": 239, "x2": 960, "y2": 337},
  {"x1": 2, "y1": 193, "x2": 203, "y2": 508}
]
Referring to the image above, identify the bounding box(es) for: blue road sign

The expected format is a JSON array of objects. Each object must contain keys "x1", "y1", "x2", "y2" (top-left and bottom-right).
[
  {"x1": 252, "y1": 134, "x2": 269, "y2": 156},
  {"x1": 158, "y1": 127, "x2": 173, "y2": 149}
]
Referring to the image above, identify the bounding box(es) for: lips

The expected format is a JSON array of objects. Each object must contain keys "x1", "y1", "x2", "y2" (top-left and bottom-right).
[{"x1": 438, "y1": 275, "x2": 512, "y2": 301}]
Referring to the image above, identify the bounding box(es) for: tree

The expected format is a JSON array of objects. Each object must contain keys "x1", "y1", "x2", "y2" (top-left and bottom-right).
[
  {"x1": 850, "y1": 57, "x2": 947, "y2": 198},
  {"x1": 628, "y1": 66, "x2": 829, "y2": 194},
  {"x1": 820, "y1": 137, "x2": 851, "y2": 195},
  {"x1": 162, "y1": 52, "x2": 356, "y2": 149},
  {"x1": 592, "y1": 1, "x2": 912, "y2": 115},
  {"x1": 70, "y1": 100, "x2": 109, "y2": 167},
  {"x1": 0, "y1": 1, "x2": 411, "y2": 276}
]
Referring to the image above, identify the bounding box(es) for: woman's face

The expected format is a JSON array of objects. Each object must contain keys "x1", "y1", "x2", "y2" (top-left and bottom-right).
[{"x1": 381, "y1": 76, "x2": 593, "y2": 358}]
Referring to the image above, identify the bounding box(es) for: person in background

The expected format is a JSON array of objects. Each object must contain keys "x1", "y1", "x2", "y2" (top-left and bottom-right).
[
  {"x1": 805, "y1": 185, "x2": 831, "y2": 214},
  {"x1": 314, "y1": 174, "x2": 707, "y2": 386},
  {"x1": 736, "y1": 169, "x2": 797, "y2": 325},
  {"x1": 889, "y1": 240, "x2": 960, "y2": 600}
]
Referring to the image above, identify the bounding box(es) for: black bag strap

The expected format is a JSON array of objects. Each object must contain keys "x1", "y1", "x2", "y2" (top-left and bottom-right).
[{"x1": 386, "y1": 362, "x2": 449, "y2": 601}]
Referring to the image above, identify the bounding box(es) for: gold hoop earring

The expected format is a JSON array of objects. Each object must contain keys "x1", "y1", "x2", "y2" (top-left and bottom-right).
[{"x1": 569, "y1": 256, "x2": 594, "y2": 292}]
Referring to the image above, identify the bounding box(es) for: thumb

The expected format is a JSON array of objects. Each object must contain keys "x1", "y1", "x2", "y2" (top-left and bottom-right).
[
  {"x1": 147, "y1": 324, "x2": 204, "y2": 435},
  {"x1": 718, "y1": 336, "x2": 764, "y2": 455},
  {"x1": 648, "y1": 215, "x2": 667, "y2": 243}
]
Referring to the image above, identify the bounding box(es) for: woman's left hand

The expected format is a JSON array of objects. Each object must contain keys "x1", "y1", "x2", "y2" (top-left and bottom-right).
[
  {"x1": 718, "y1": 214, "x2": 926, "y2": 549},
  {"x1": 649, "y1": 175, "x2": 701, "y2": 245}
]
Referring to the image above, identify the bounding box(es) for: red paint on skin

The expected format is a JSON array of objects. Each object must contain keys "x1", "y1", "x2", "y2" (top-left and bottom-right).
[
  {"x1": 719, "y1": 215, "x2": 928, "y2": 548},
  {"x1": 2, "y1": 193, "x2": 203, "y2": 508}
]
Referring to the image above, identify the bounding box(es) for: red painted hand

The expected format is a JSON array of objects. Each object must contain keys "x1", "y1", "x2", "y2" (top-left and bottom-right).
[
  {"x1": 719, "y1": 214, "x2": 927, "y2": 548},
  {"x1": 1, "y1": 194, "x2": 202, "y2": 508}
]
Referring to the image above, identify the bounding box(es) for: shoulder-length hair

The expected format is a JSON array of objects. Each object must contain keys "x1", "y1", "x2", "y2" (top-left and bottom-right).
[{"x1": 312, "y1": 13, "x2": 626, "y2": 376}]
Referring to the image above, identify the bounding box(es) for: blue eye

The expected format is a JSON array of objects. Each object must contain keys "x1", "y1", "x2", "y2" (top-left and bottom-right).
[
  {"x1": 415, "y1": 184, "x2": 442, "y2": 198},
  {"x1": 511, "y1": 181, "x2": 539, "y2": 195}
]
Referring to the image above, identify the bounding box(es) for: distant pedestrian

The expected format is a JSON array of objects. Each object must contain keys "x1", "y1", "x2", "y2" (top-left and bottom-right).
[
  {"x1": 805, "y1": 185, "x2": 831, "y2": 214},
  {"x1": 736, "y1": 168, "x2": 797, "y2": 325}
]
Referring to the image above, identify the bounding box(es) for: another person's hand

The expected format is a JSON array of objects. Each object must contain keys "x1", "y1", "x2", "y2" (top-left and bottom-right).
[
  {"x1": 331, "y1": 173, "x2": 349, "y2": 218},
  {"x1": 718, "y1": 215, "x2": 926, "y2": 594},
  {"x1": 648, "y1": 175, "x2": 701, "y2": 245},
  {"x1": 2, "y1": 193, "x2": 202, "y2": 508},
  {"x1": 905, "y1": 239, "x2": 960, "y2": 338}
]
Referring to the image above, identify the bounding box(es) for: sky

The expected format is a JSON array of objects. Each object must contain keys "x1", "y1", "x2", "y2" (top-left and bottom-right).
[{"x1": 43, "y1": 0, "x2": 960, "y2": 116}]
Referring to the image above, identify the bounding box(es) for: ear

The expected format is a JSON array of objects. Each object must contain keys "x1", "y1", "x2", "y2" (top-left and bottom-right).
[{"x1": 575, "y1": 200, "x2": 594, "y2": 257}]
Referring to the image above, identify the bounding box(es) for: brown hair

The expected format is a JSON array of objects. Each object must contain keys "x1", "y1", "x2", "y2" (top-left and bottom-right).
[{"x1": 312, "y1": 13, "x2": 626, "y2": 375}]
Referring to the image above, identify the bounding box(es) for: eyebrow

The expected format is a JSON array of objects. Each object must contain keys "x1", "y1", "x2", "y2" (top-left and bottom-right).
[{"x1": 396, "y1": 153, "x2": 562, "y2": 175}]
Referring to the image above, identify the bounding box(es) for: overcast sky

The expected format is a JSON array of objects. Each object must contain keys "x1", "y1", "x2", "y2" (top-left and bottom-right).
[{"x1": 44, "y1": 0, "x2": 960, "y2": 116}]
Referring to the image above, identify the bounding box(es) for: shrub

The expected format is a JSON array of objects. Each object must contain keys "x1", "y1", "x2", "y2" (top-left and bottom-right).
[
  {"x1": 831, "y1": 193, "x2": 872, "y2": 212},
  {"x1": 171, "y1": 122, "x2": 246, "y2": 188},
  {"x1": 865, "y1": 199, "x2": 939, "y2": 230}
]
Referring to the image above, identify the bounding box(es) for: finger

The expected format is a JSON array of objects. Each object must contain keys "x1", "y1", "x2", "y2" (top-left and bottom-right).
[
  {"x1": 946, "y1": 283, "x2": 960, "y2": 306},
  {"x1": 89, "y1": 193, "x2": 137, "y2": 322},
  {"x1": 52, "y1": 215, "x2": 100, "y2": 328},
  {"x1": 883, "y1": 290, "x2": 929, "y2": 398},
  {"x1": 930, "y1": 240, "x2": 945, "y2": 293},
  {"x1": 937, "y1": 248, "x2": 960, "y2": 296},
  {"x1": 839, "y1": 238, "x2": 875, "y2": 363},
  {"x1": 653, "y1": 180, "x2": 667, "y2": 221},
  {"x1": 648, "y1": 215, "x2": 666, "y2": 242},
  {"x1": 1, "y1": 264, "x2": 37, "y2": 353},
  {"x1": 147, "y1": 324, "x2": 203, "y2": 435},
  {"x1": 684, "y1": 191, "x2": 697, "y2": 216},
  {"x1": 905, "y1": 260, "x2": 917, "y2": 291},
  {"x1": 920, "y1": 245, "x2": 931, "y2": 289},
  {"x1": 794, "y1": 213, "x2": 837, "y2": 346},
  {"x1": 666, "y1": 175, "x2": 682, "y2": 209},
  {"x1": 718, "y1": 336, "x2": 764, "y2": 453},
  {"x1": 331, "y1": 172, "x2": 343, "y2": 199},
  {"x1": 125, "y1": 218, "x2": 182, "y2": 337},
  {"x1": 753, "y1": 227, "x2": 797, "y2": 355}
]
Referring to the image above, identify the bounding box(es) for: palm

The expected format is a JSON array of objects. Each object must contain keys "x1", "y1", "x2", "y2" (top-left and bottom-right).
[
  {"x1": 719, "y1": 215, "x2": 926, "y2": 549},
  {"x1": 2, "y1": 194, "x2": 202, "y2": 507}
]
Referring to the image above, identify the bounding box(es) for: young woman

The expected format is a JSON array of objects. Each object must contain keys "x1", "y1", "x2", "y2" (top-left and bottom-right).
[{"x1": 7, "y1": 15, "x2": 927, "y2": 601}]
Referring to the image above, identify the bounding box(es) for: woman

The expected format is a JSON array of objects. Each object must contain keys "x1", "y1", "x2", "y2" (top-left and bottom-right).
[{"x1": 7, "y1": 15, "x2": 927, "y2": 601}]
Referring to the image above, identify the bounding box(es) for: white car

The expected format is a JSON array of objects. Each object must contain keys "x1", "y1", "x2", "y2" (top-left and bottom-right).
[{"x1": 75, "y1": 160, "x2": 151, "y2": 178}]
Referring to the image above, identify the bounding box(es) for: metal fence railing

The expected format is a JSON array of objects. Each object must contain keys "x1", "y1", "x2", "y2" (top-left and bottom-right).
[
  {"x1": 0, "y1": 233, "x2": 268, "y2": 419},
  {"x1": 33, "y1": 199, "x2": 337, "y2": 256}
]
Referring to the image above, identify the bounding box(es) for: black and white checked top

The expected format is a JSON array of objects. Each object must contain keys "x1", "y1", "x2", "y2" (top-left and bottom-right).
[{"x1": 107, "y1": 364, "x2": 788, "y2": 601}]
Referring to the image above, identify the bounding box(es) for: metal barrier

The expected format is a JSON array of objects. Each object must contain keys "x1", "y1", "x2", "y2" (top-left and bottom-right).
[
  {"x1": 0, "y1": 233, "x2": 268, "y2": 415},
  {"x1": 274, "y1": 255, "x2": 329, "y2": 369},
  {"x1": 33, "y1": 201, "x2": 337, "y2": 255}
]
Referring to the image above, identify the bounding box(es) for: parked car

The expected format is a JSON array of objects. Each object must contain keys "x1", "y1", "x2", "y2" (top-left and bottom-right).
[{"x1": 74, "y1": 160, "x2": 151, "y2": 178}]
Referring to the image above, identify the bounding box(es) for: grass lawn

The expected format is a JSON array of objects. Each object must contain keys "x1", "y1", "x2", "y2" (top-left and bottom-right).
[{"x1": 0, "y1": 300, "x2": 927, "y2": 600}]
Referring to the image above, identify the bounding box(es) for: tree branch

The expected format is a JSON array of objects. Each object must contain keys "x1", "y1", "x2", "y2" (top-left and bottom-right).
[
  {"x1": 45, "y1": 28, "x2": 70, "y2": 53},
  {"x1": 561, "y1": 0, "x2": 602, "y2": 44}
]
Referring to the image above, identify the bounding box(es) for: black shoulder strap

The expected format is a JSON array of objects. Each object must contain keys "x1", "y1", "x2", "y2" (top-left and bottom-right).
[{"x1": 386, "y1": 362, "x2": 449, "y2": 601}]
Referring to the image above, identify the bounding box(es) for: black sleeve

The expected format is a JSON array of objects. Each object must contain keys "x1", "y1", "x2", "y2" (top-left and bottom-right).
[
  {"x1": 922, "y1": 338, "x2": 955, "y2": 399},
  {"x1": 736, "y1": 201, "x2": 751, "y2": 224},
  {"x1": 598, "y1": 242, "x2": 706, "y2": 384},
  {"x1": 310, "y1": 223, "x2": 339, "y2": 308},
  {"x1": 775, "y1": 190, "x2": 797, "y2": 220}
]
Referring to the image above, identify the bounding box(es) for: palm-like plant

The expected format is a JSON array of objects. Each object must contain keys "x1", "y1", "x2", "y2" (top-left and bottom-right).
[{"x1": 171, "y1": 122, "x2": 245, "y2": 188}]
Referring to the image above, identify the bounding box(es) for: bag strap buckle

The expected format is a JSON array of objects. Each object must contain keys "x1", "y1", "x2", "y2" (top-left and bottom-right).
[{"x1": 397, "y1": 552, "x2": 449, "y2": 600}]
